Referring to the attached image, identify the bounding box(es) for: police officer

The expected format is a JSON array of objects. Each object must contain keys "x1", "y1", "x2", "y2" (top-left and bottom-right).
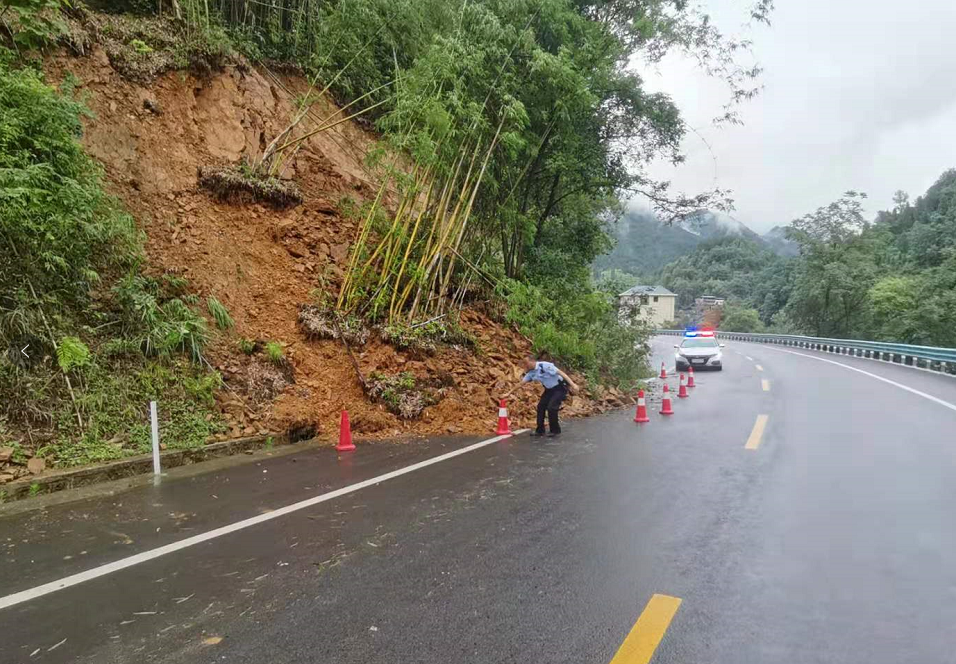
[{"x1": 504, "y1": 355, "x2": 579, "y2": 437}]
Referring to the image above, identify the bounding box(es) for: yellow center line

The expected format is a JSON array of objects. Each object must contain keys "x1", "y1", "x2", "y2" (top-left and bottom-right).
[
  {"x1": 609, "y1": 594, "x2": 682, "y2": 664},
  {"x1": 755, "y1": 364, "x2": 764, "y2": 371},
  {"x1": 745, "y1": 414, "x2": 769, "y2": 450},
  {"x1": 761, "y1": 379, "x2": 770, "y2": 392}
]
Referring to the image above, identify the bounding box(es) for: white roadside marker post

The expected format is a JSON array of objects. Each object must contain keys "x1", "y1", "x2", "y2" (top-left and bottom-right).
[{"x1": 150, "y1": 401, "x2": 161, "y2": 485}]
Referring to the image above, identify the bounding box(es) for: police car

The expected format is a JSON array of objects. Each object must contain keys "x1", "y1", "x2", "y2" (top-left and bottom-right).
[{"x1": 674, "y1": 327, "x2": 724, "y2": 371}]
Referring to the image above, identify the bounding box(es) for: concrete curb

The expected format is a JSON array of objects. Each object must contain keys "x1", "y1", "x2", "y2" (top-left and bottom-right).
[{"x1": 0, "y1": 433, "x2": 288, "y2": 503}]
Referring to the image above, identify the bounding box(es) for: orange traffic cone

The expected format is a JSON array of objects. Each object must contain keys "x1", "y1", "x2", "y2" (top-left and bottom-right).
[
  {"x1": 687, "y1": 366, "x2": 696, "y2": 388},
  {"x1": 660, "y1": 362, "x2": 667, "y2": 379},
  {"x1": 336, "y1": 410, "x2": 356, "y2": 452},
  {"x1": 660, "y1": 384, "x2": 675, "y2": 415},
  {"x1": 633, "y1": 389, "x2": 650, "y2": 423},
  {"x1": 678, "y1": 372, "x2": 689, "y2": 399},
  {"x1": 495, "y1": 399, "x2": 513, "y2": 435}
]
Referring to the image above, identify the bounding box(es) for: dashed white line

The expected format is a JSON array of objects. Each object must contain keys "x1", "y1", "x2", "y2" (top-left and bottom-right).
[
  {"x1": 764, "y1": 347, "x2": 956, "y2": 414},
  {"x1": 0, "y1": 430, "x2": 526, "y2": 612}
]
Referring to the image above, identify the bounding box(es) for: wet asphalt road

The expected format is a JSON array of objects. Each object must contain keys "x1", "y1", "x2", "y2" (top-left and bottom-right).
[{"x1": 3, "y1": 338, "x2": 956, "y2": 663}]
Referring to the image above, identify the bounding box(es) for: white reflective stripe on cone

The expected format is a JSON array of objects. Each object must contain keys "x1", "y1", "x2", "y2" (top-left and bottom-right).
[
  {"x1": 498, "y1": 408, "x2": 508, "y2": 417},
  {"x1": 637, "y1": 398, "x2": 646, "y2": 406}
]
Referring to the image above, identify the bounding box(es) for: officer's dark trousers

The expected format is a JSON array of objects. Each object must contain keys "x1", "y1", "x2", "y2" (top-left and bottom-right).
[{"x1": 536, "y1": 383, "x2": 568, "y2": 434}]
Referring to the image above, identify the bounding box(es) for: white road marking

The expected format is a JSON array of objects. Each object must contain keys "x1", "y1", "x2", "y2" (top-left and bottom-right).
[
  {"x1": 764, "y1": 347, "x2": 956, "y2": 414},
  {"x1": 745, "y1": 356, "x2": 753, "y2": 361},
  {"x1": 0, "y1": 431, "x2": 526, "y2": 612}
]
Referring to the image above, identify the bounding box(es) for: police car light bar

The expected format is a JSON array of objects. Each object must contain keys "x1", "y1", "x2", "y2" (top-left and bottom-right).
[{"x1": 684, "y1": 326, "x2": 715, "y2": 337}]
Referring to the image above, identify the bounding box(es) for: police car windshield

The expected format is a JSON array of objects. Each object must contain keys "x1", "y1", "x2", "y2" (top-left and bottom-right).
[{"x1": 681, "y1": 338, "x2": 718, "y2": 348}]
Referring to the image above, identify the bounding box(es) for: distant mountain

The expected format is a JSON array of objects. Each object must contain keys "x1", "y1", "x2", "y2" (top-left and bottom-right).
[
  {"x1": 678, "y1": 209, "x2": 765, "y2": 244},
  {"x1": 761, "y1": 225, "x2": 799, "y2": 257},
  {"x1": 593, "y1": 209, "x2": 702, "y2": 276},
  {"x1": 594, "y1": 208, "x2": 785, "y2": 276}
]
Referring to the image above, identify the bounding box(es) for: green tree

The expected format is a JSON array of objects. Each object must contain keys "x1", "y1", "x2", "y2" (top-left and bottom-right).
[
  {"x1": 719, "y1": 302, "x2": 764, "y2": 332},
  {"x1": 784, "y1": 193, "x2": 878, "y2": 337},
  {"x1": 660, "y1": 236, "x2": 781, "y2": 309},
  {"x1": 594, "y1": 269, "x2": 639, "y2": 296}
]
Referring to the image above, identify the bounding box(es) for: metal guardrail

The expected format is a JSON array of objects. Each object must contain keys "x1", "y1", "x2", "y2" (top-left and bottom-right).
[{"x1": 656, "y1": 330, "x2": 956, "y2": 375}]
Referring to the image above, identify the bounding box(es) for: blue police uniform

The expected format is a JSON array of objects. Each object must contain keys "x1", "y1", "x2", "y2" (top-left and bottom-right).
[{"x1": 522, "y1": 361, "x2": 569, "y2": 434}]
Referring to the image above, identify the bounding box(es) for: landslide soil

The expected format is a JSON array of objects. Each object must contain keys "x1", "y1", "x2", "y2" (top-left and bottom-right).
[{"x1": 42, "y1": 48, "x2": 629, "y2": 444}]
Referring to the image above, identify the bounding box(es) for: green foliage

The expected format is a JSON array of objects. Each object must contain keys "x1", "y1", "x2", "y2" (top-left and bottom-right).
[
  {"x1": 42, "y1": 358, "x2": 224, "y2": 467},
  {"x1": 129, "y1": 38, "x2": 152, "y2": 54},
  {"x1": 382, "y1": 317, "x2": 476, "y2": 355},
  {"x1": 201, "y1": 0, "x2": 768, "y2": 380},
  {"x1": 783, "y1": 193, "x2": 879, "y2": 338},
  {"x1": 718, "y1": 303, "x2": 764, "y2": 333},
  {"x1": 206, "y1": 296, "x2": 233, "y2": 330},
  {"x1": 1, "y1": 0, "x2": 69, "y2": 50},
  {"x1": 498, "y1": 277, "x2": 649, "y2": 389},
  {"x1": 237, "y1": 337, "x2": 256, "y2": 355},
  {"x1": 661, "y1": 237, "x2": 784, "y2": 310},
  {"x1": 0, "y1": 46, "x2": 223, "y2": 468},
  {"x1": 594, "y1": 269, "x2": 640, "y2": 297},
  {"x1": 0, "y1": 57, "x2": 138, "y2": 347},
  {"x1": 56, "y1": 336, "x2": 90, "y2": 373},
  {"x1": 652, "y1": 172, "x2": 956, "y2": 347},
  {"x1": 112, "y1": 274, "x2": 210, "y2": 360},
  {"x1": 265, "y1": 341, "x2": 284, "y2": 365}
]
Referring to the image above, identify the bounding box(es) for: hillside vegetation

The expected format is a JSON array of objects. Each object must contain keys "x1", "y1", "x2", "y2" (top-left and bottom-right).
[
  {"x1": 595, "y1": 207, "x2": 794, "y2": 278},
  {"x1": 649, "y1": 172, "x2": 956, "y2": 344},
  {"x1": 1, "y1": 0, "x2": 771, "y2": 479}
]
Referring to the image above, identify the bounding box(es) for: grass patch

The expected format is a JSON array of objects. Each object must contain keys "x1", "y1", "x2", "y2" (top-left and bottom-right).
[
  {"x1": 6, "y1": 357, "x2": 226, "y2": 468},
  {"x1": 198, "y1": 164, "x2": 302, "y2": 210},
  {"x1": 265, "y1": 341, "x2": 284, "y2": 365},
  {"x1": 206, "y1": 296, "x2": 234, "y2": 330}
]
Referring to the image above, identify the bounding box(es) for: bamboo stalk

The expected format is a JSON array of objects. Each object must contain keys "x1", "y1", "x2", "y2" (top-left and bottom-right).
[
  {"x1": 337, "y1": 176, "x2": 391, "y2": 308},
  {"x1": 268, "y1": 79, "x2": 395, "y2": 177},
  {"x1": 259, "y1": 23, "x2": 387, "y2": 171}
]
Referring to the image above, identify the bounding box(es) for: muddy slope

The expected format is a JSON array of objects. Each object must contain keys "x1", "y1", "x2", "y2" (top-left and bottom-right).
[{"x1": 45, "y1": 48, "x2": 626, "y2": 441}]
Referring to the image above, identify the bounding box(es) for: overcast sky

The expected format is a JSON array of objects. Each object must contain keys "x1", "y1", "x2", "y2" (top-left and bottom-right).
[{"x1": 638, "y1": 0, "x2": 956, "y2": 233}]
